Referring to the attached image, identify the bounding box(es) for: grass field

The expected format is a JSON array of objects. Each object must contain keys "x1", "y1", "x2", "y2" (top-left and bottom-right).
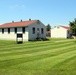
[{"x1": 0, "y1": 38, "x2": 76, "y2": 75}]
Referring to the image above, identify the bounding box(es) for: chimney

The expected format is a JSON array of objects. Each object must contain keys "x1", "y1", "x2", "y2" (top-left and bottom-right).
[
  {"x1": 37, "y1": 20, "x2": 40, "y2": 24},
  {"x1": 21, "y1": 19, "x2": 22, "y2": 22},
  {"x1": 29, "y1": 19, "x2": 31, "y2": 21},
  {"x1": 12, "y1": 21, "x2": 14, "y2": 23}
]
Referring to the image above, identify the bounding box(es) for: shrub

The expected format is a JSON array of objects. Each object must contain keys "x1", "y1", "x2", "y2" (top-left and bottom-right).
[{"x1": 36, "y1": 38, "x2": 43, "y2": 41}]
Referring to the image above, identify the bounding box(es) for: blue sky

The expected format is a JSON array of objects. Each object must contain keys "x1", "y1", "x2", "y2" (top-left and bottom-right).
[{"x1": 0, "y1": 0, "x2": 76, "y2": 27}]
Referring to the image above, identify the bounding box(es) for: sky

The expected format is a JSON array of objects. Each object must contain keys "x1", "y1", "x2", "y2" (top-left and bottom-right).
[{"x1": 0, "y1": 0, "x2": 76, "y2": 27}]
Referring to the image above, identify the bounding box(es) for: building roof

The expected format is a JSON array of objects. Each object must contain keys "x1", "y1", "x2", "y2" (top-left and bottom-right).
[
  {"x1": 0, "y1": 20, "x2": 37, "y2": 28},
  {"x1": 60, "y1": 26, "x2": 70, "y2": 30}
]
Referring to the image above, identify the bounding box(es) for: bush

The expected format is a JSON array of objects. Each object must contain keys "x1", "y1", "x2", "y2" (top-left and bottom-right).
[
  {"x1": 36, "y1": 37, "x2": 49, "y2": 41},
  {"x1": 29, "y1": 38, "x2": 49, "y2": 42},
  {"x1": 36, "y1": 38, "x2": 43, "y2": 41},
  {"x1": 70, "y1": 36, "x2": 74, "y2": 39}
]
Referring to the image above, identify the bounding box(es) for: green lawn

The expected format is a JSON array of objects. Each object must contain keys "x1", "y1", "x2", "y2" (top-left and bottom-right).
[{"x1": 0, "y1": 39, "x2": 76, "y2": 75}]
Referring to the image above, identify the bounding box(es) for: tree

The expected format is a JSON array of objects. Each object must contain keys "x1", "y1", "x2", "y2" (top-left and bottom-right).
[
  {"x1": 69, "y1": 18, "x2": 76, "y2": 36},
  {"x1": 46, "y1": 24, "x2": 51, "y2": 31}
]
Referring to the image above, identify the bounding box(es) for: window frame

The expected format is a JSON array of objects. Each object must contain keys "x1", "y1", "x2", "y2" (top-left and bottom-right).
[
  {"x1": 22, "y1": 27, "x2": 25, "y2": 33},
  {"x1": 32, "y1": 27, "x2": 35, "y2": 34},
  {"x1": 2, "y1": 28, "x2": 4, "y2": 34},
  {"x1": 8, "y1": 28, "x2": 10, "y2": 34},
  {"x1": 41, "y1": 28, "x2": 44, "y2": 34},
  {"x1": 15, "y1": 28, "x2": 17, "y2": 33}
]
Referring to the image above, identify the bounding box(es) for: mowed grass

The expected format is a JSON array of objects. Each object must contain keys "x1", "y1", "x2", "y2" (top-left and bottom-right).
[{"x1": 0, "y1": 39, "x2": 76, "y2": 75}]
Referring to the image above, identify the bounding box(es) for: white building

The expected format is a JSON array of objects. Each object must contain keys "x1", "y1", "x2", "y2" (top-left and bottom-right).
[
  {"x1": 51, "y1": 25, "x2": 71, "y2": 38},
  {"x1": 0, "y1": 19, "x2": 46, "y2": 41}
]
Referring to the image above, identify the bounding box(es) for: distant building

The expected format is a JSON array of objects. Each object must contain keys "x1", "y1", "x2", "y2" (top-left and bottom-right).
[
  {"x1": 51, "y1": 25, "x2": 71, "y2": 38},
  {"x1": 46, "y1": 31, "x2": 51, "y2": 36},
  {"x1": 0, "y1": 19, "x2": 46, "y2": 41}
]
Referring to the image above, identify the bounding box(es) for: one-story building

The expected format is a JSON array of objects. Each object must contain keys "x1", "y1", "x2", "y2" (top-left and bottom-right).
[
  {"x1": 51, "y1": 25, "x2": 71, "y2": 38},
  {"x1": 0, "y1": 19, "x2": 46, "y2": 41}
]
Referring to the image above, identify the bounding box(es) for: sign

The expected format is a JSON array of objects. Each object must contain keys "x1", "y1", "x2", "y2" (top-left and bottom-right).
[{"x1": 16, "y1": 34, "x2": 23, "y2": 44}]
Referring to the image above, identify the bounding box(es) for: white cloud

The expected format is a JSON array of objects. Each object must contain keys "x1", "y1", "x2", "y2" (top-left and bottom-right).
[{"x1": 9, "y1": 4, "x2": 26, "y2": 9}]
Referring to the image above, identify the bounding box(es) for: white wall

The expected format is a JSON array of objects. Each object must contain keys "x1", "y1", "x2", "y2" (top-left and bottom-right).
[
  {"x1": 51, "y1": 26, "x2": 68, "y2": 38},
  {"x1": 0, "y1": 28, "x2": 16, "y2": 40},
  {"x1": 28, "y1": 21, "x2": 46, "y2": 40},
  {"x1": 23, "y1": 27, "x2": 29, "y2": 41},
  {"x1": 17, "y1": 27, "x2": 29, "y2": 41},
  {"x1": 0, "y1": 27, "x2": 29, "y2": 41}
]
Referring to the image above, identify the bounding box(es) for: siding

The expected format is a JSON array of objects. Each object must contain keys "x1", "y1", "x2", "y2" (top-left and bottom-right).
[
  {"x1": 0, "y1": 27, "x2": 29, "y2": 41},
  {"x1": 51, "y1": 26, "x2": 68, "y2": 38},
  {"x1": 0, "y1": 28, "x2": 16, "y2": 40},
  {"x1": 28, "y1": 21, "x2": 46, "y2": 40}
]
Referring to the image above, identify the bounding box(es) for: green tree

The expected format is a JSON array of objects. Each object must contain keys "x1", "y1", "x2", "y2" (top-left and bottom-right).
[
  {"x1": 46, "y1": 24, "x2": 51, "y2": 31},
  {"x1": 69, "y1": 18, "x2": 76, "y2": 35}
]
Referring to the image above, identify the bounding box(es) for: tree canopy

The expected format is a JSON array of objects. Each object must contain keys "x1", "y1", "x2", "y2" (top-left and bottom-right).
[
  {"x1": 46, "y1": 24, "x2": 51, "y2": 31},
  {"x1": 69, "y1": 18, "x2": 76, "y2": 35}
]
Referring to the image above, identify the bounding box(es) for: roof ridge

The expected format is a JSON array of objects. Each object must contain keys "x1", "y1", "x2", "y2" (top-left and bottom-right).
[
  {"x1": 0, "y1": 20, "x2": 37, "y2": 28},
  {"x1": 2, "y1": 20, "x2": 37, "y2": 25},
  {"x1": 60, "y1": 25, "x2": 70, "y2": 30}
]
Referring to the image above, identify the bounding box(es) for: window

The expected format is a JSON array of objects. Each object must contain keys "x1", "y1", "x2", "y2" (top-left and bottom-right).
[
  {"x1": 22, "y1": 27, "x2": 25, "y2": 33},
  {"x1": 32, "y1": 27, "x2": 35, "y2": 34},
  {"x1": 2, "y1": 28, "x2": 4, "y2": 34},
  {"x1": 8, "y1": 28, "x2": 10, "y2": 34},
  {"x1": 41, "y1": 28, "x2": 44, "y2": 34},
  {"x1": 15, "y1": 28, "x2": 17, "y2": 33}
]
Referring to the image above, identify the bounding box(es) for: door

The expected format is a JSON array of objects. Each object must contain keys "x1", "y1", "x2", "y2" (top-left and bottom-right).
[{"x1": 37, "y1": 28, "x2": 40, "y2": 38}]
